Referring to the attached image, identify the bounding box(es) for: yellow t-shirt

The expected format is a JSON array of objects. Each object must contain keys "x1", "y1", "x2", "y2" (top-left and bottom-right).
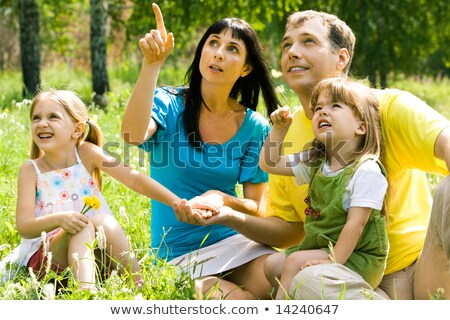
[{"x1": 266, "y1": 89, "x2": 450, "y2": 275}]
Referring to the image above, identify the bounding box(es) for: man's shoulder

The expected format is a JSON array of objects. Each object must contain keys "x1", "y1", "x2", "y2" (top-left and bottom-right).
[{"x1": 373, "y1": 88, "x2": 419, "y2": 109}]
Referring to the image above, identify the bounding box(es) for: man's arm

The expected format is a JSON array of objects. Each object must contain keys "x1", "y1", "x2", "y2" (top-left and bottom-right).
[
  {"x1": 221, "y1": 210, "x2": 304, "y2": 248},
  {"x1": 434, "y1": 127, "x2": 450, "y2": 171},
  {"x1": 173, "y1": 199, "x2": 304, "y2": 248}
]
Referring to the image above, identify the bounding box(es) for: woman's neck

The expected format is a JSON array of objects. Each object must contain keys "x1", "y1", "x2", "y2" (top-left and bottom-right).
[{"x1": 200, "y1": 81, "x2": 235, "y2": 113}]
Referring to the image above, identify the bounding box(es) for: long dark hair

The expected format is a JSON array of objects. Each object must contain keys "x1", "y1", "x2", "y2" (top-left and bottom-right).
[{"x1": 182, "y1": 18, "x2": 281, "y2": 148}]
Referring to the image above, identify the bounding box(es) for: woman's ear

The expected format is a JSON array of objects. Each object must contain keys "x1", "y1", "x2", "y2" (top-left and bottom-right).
[
  {"x1": 241, "y1": 64, "x2": 253, "y2": 77},
  {"x1": 72, "y1": 122, "x2": 86, "y2": 139}
]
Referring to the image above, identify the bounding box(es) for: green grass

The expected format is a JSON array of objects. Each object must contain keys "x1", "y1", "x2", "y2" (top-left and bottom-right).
[
  {"x1": 0, "y1": 93, "x2": 198, "y2": 299},
  {"x1": 0, "y1": 66, "x2": 449, "y2": 300}
]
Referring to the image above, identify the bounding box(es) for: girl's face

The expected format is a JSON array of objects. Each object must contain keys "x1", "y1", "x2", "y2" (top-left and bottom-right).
[
  {"x1": 31, "y1": 99, "x2": 82, "y2": 152},
  {"x1": 199, "y1": 29, "x2": 252, "y2": 86},
  {"x1": 312, "y1": 92, "x2": 366, "y2": 146}
]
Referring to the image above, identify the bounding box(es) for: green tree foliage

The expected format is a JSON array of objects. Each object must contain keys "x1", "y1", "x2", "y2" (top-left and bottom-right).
[
  {"x1": 2, "y1": 0, "x2": 449, "y2": 92},
  {"x1": 38, "y1": 0, "x2": 85, "y2": 67}
]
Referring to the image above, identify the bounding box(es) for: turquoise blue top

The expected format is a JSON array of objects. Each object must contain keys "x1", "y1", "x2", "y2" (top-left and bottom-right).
[{"x1": 139, "y1": 87, "x2": 270, "y2": 260}]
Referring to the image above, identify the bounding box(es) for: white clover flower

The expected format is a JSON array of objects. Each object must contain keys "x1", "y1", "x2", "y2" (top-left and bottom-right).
[
  {"x1": 194, "y1": 280, "x2": 203, "y2": 300},
  {"x1": 134, "y1": 293, "x2": 144, "y2": 300},
  {"x1": 45, "y1": 252, "x2": 53, "y2": 275},
  {"x1": 119, "y1": 206, "x2": 129, "y2": 223},
  {"x1": 275, "y1": 85, "x2": 285, "y2": 94},
  {"x1": 44, "y1": 283, "x2": 55, "y2": 300},
  {"x1": 41, "y1": 231, "x2": 48, "y2": 258},
  {"x1": 271, "y1": 69, "x2": 283, "y2": 79},
  {"x1": 96, "y1": 225, "x2": 107, "y2": 250}
]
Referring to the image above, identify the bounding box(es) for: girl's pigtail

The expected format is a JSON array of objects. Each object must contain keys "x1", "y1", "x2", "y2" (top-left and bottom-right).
[{"x1": 84, "y1": 119, "x2": 103, "y2": 190}]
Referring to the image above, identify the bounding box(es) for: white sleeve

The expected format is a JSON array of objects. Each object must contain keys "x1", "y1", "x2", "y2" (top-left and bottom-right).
[
  {"x1": 288, "y1": 152, "x2": 311, "y2": 185},
  {"x1": 345, "y1": 160, "x2": 388, "y2": 210}
]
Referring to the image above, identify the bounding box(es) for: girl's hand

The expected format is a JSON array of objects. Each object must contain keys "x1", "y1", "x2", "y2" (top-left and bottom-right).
[
  {"x1": 172, "y1": 200, "x2": 233, "y2": 225},
  {"x1": 173, "y1": 199, "x2": 210, "y2": 225},
  {"x1": 300, "y1": 258, "x2": 332, "y2": 270},
  {"x1": 190, "y1": 190, "x2": 225, "y2": 209},
  {"x1": 139, "y1": 3, "x2": 174, "y2": 65},
  {"x1": 58, "y1": 211, "x2": 89, "y2": 235},
  {"x1": 270, "y1": 106, "x2": 292, "y2": 128}
]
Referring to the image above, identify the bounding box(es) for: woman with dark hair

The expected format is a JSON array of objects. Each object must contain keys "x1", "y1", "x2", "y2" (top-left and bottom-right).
[{"x1": 121, "y1": 4, "x2": 281, "y2": 299}]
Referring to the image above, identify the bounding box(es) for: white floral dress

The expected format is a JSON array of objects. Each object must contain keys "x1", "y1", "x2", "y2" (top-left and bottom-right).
[{"x1": 1, "y1": 148, "x2": 112, "y2": 270}]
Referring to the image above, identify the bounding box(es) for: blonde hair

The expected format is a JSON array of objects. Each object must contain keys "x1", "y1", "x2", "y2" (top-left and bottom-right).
[
  {"x1": 29, "y1": 90, "x2": 104, "y2": 190},
  {"x1": 308, "y1": 78, "x2": 388, "y2": 217},
  {"x1": 309, "y1": 77, "x2": 382, "y2": 164}
]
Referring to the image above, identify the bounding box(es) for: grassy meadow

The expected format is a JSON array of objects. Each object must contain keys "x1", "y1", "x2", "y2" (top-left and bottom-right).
[{"x1": 0, "y1": 65, "x2": 449, "y2": 299}]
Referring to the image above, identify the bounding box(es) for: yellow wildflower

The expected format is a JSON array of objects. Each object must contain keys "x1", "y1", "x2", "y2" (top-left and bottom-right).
[{"x1": 80, "y1": 196, "x2": 101, "y2": 214}]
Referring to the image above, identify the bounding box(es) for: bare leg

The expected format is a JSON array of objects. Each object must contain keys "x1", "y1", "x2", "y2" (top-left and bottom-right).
[
  {"x1": 276, "y1": 249, "x2": 328, "y2": 300},
  {"x1": 200, "y1": 276, "x2": 255, "y2": 299},
  {"x1": 264, "y1": 252, "x2": 287, "y2": 293},
  {"x1": 198, "y1": 254, "x2": 273, "y2": 300},
  {"x1": 91, "y1": 214, "x2": 142, "y2": 286},
  {"x1": 68, "y1": 221, "x2": 96, "y2": 290}
]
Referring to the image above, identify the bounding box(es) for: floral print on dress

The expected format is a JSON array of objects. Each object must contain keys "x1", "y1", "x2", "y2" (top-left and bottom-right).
[
  {"x1": 59, "y1": 190, "x2": 70, "y2": 201},
  {"x1": 88, "y1": 179, "x2": 96, "y2": 188},
  {"x1": 80, "y1": 185, "x2": 91, "y2": 197},
  {"x1": 33, "y1": 161, "x2": 109, "y2": 217},
  {"x1": 50, "y1": 176, "x2": 64, "y2": 189},
  {"x1": 61, "y1": 169, "x2": 72, "y2": 179}
]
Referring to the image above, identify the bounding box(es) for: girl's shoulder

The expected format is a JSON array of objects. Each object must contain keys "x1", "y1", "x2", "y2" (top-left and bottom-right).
[
  {"x1": 18, "y1": 160, "x2": 39, "y2": 181},
  {"x1": 353, "y1": 159, "x2": 386, "y2": 179}
]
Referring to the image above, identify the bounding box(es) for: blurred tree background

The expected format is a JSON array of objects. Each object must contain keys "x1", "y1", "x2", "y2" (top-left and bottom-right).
[{"x1": 0, "y1": 0, "x2": 449, "y2": 103}]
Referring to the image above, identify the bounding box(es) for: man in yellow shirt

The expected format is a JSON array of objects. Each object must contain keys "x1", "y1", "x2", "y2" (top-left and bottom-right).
[{"x1": 265, "y1": 10, "x2": 450, "y2": 299}]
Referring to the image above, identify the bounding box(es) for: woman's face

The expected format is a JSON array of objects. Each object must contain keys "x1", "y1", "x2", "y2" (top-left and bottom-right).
[{"x1": 199, "y1": 29, "x2": 252, "y2": 86}]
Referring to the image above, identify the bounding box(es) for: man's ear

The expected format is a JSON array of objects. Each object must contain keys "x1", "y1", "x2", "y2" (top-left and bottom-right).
[
  {"x1": 337, "y1": 48, "x2": 350, "y2": 72},
  {"x1": 72, "y1": 122, "x2": 85, "y2": 139},
  {"x1": 241, "y1": 64, "x2": 253, "y2": 77}
]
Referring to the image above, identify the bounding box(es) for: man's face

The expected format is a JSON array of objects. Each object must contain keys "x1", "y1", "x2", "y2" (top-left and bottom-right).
[{"x1": 281, "y1": 19, "x2": 343, "y2": 97}]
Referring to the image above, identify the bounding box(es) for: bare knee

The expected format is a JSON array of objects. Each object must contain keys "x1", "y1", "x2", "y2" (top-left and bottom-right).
[
  {"x1": 264, "y1": 252, "x2": 285, "y2": 287},
  {"x1": 200, "y1": 276, "x2": 255, "y2": 300}
]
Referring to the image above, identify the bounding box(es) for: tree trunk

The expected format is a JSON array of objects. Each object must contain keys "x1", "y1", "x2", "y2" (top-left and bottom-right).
[
  {"x1": 90, "y1": 0, "x2": 109, "y2": 108},
  {"x1": 19, "y1": 0, "x2": 41, "y2": 98},
  {"x1": 368, "y1": 72, "x2": 377, "y2": 88},
  {"x1": 380, "y1": 71, "x2": 388, "y2": 89}
]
